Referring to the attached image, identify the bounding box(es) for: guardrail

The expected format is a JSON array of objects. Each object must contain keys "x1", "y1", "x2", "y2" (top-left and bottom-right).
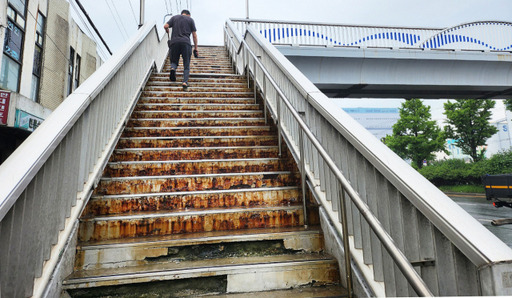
[
  {"x1": 0, "y1": 21, "x2": 168, "y2": 298},
  {"x1": 231, "y1": 19, "x2": 512, "y2": 52},
  {"x1": 225, "y1": 19, "x2": 512, "y2": 296}
]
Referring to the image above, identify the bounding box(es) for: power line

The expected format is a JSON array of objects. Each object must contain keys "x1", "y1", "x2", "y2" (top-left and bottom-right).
[
  {"x1": 70, "y1": 4, "x2": 110, "y2": 60},
  {"x1": 106, "y1": 0, "x2": 129, "y2": 39},
  {"x1": 23, "y1": 3, "x2": 107, "y2": 80},
  {"x1": 170, "y1": 0, "x2": 173, "y2": 14},
  {"x1": 163, "y1": 0, "x2": 170, "y2": 14},
  {"x1": 110, "y1": 0, "x2": 131, "y2": 35},
  {"x1": 71, "y1": 0, "x2": 112, "y2": 57},
  {"x1": 128, "y1": 0, "x2": 139, "y2": 26}
]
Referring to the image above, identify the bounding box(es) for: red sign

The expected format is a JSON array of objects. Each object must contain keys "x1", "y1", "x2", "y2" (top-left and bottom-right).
[{"x1": 0, "y1": 91, "x2": 10, "y2": 125}]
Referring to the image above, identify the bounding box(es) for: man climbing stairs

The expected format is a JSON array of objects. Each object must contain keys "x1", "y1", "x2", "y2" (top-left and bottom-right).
[{"x1": 63, "y1": 46, "x2": 343, "y2": 297}]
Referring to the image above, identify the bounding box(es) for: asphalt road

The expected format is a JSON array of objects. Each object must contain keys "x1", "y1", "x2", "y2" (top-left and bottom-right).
[{"x1": 448, "y1": 193, "x2": 512, "y2": 248}]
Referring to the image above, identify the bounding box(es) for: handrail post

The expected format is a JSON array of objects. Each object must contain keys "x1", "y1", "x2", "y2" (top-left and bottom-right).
[
  {"x1": 339, "y1": 185, "x2": 353, "y2": 298},
  {"x1": 263, "y1": 76, "x2": 267, "y2": 124},
  {"x1": 245, "y1": 48, "x2": 250, "y2": 88},
  {"x1": 277, "y1": 95, "x2": 282, "y2": 157},
  {"x1": 253, "y1": 58, "x2": 257, "y2": 103},
  {"x1": 299, "y1": 129, "x2": 308, "y2": 228}
]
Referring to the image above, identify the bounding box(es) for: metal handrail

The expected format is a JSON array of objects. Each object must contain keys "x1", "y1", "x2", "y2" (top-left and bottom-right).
[{"x1": 224, "y1": 20, "x2": 433, "y2": 297}]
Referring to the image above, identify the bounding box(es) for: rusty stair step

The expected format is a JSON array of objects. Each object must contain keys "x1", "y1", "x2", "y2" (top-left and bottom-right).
[
  {"x1": 86, "y1": 186, "x2": 301, "y2": 216},
  {"x1": 138, "y1": 97, "x2": 257, "y2": 104},
  {"x1": 74, "y1": 227, "x2": 324, "y2": 270},
  {"x1": 141, "y1": 91, "x2": 254, "y2": 99},
  {"x1": 127, "y1": 118, "x2": 267, "y2": 128},
  {"x1": 93, "y1": 171, "x2": 299, "y2": 196},
  {"x1": 144, "y1": 86, "x2": 252, "y2": 93},
  {"x1": 116, "y1": 135, "x2": 278, "y2": 149},
  {"x1": 148, "y1": 77, "x2": 245, "y2": 84},
  {"x1": 134, "y1": 103, "x2": 260, "y2": 111},
  {"x1": 104, "y1": 157, "x2": 291, "y2": 176},
  {"x1": 161, "y1": 69, "x2": 235, "y2": 75},
  {"x1": 110, "y1": 146, "x2": 280, "y2": 161},
  {"x1": 131, "y1": 110, "x2": 262, "y2": 119},
  {"x1": 163, "y1": 65, "x2": 234, "y2": 69},
  {"x1": 121, "y1": 126, "x2": 273, "y2": 137},
  {"x1": 146, "y1": 77, "x2": 247, "y2": 87},
  {"x1": 63, "y1": 253, "x2": 339, "y2": 293},
  {"x1": 152, "y1": 69, "x2": 242, "y2": 77},
  {"x1": 78, "y1": 205, "x2": 305, "y2": 241}
]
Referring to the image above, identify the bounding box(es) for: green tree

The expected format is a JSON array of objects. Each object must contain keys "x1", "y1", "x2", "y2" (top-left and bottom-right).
[
  {"x1": 505, "y1": 99, "x2": 512, "y2": 112},
  {"x1": 384, "y1": 99, "x2": 446, "y2": 169},
  {"x1": 443, "y1": 99, "x2": 498, "y2": 162}
]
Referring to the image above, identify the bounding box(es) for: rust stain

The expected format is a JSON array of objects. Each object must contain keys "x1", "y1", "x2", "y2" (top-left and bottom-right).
[{"x1": 79, "y1": 209, "x2": 305, "y2": 242}]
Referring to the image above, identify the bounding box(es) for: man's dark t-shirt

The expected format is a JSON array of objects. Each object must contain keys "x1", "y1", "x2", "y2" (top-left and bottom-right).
[{"x1": 167, "y1": 15, "x2": 196, "y2": 46}]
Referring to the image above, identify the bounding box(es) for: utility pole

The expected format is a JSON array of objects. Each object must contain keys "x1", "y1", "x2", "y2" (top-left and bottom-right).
[{"x1": 139, "y1": 0, "x2": 145, "y2": 28}]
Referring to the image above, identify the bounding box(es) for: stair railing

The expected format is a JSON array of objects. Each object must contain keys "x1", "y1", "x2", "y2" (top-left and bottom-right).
[
  {"x1": 0, "y1": 21, "x2": 168, "y2": 298},
  {"x1": 225, "y1": 18, "x2": 512, "y2": 297}
]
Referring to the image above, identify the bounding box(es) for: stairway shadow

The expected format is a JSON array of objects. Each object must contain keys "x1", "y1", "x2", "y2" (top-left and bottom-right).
[{"x1": 63, "y1": 46, "x2": 341, "y2": 297}]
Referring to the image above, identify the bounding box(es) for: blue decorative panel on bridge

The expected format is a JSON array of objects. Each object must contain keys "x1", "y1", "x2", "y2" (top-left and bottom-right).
[{"x1": 247, "y1": 21, "x2": 512, "y2": 51}]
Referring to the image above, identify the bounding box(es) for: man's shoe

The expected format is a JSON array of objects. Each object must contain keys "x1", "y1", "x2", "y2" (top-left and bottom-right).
[
  {"x1": 182, "y1": 82, "x2": 189, "y2": 91},
  {"x1": 170, "y1": 69, "x2": 176, "y2": 82}
]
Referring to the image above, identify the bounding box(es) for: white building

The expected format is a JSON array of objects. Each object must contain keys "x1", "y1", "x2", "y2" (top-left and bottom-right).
[{"x1": 0, "y1": 0, "x2": 101, "y2": 163}]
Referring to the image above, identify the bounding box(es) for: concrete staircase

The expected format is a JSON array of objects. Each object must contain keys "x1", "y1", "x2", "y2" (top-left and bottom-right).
[{"x1": 63, "y1": 46, "x2": 342, "y2": 297}]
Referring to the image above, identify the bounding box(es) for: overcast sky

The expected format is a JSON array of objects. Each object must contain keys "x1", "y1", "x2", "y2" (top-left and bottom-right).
[{"x1": 71, "y1": 0, "x2": 512, "y2": 59}]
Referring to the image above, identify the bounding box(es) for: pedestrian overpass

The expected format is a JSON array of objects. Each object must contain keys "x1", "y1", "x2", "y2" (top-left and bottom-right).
[
  {"x1": 1, "y1": 19, "x2": 512, "y2": 298},
  {"x1": 232, "y1": 19, "x2": 512, "y2": 99}
]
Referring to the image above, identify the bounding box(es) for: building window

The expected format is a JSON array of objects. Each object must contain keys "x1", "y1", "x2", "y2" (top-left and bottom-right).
[
  {"x1": 31, "y1": 12, "x2": 45, "y2": 102},
  {"x1": 1, "y1": 2, "x2": 26, "y2": 92},
  {"x1": 8, "y1": 0, "x2": 26, "y2": 19},
  {"x1": 67, "y1": 47, "x2": 75, "y2": 96},
  {"x1": 74, "y1": 55, "x2": 81, "y2": 89},
  {"x1": 0, "y1": 56, "x2": 20, "y2": 91}
]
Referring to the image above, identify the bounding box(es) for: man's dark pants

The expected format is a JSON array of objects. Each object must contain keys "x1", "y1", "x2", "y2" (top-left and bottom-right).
[{"x1": 170, "y1": 42, "x2": 192, "y2": 83}]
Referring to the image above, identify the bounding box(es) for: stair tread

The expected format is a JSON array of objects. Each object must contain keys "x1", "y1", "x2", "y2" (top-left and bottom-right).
[
  {"x1": 119, "y1": 135, "x2": 276, "y2": 141},
  {"x1": 115, "y1": 145, "x2": 278, "y2": 151},
  {"x1": 78, "y1": 226, "x2": 321, "y2": 249},
  {"x1": 90, "y1": 185, "x2": 299, "y2": 199},
  {"x1": 81, "y1": 204, "x2": 303, "y2": 221},
  {"x1": 108, "y1": 157, "x2": 281, "y2": 164},
  {"x1": 125, "y1": 126, "x2": 270, "y2": 130},
  {"x1": 100, "y1": 171, "x2": 294, "y2": 181},
  {"x1": 64, "y1": 253, "x2": 336, "y2": 284}
]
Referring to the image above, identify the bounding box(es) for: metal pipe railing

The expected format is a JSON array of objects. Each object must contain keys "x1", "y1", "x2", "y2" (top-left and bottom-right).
[{"x1": 224, "y1": 20, "x2": 433, "y2": 297}]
